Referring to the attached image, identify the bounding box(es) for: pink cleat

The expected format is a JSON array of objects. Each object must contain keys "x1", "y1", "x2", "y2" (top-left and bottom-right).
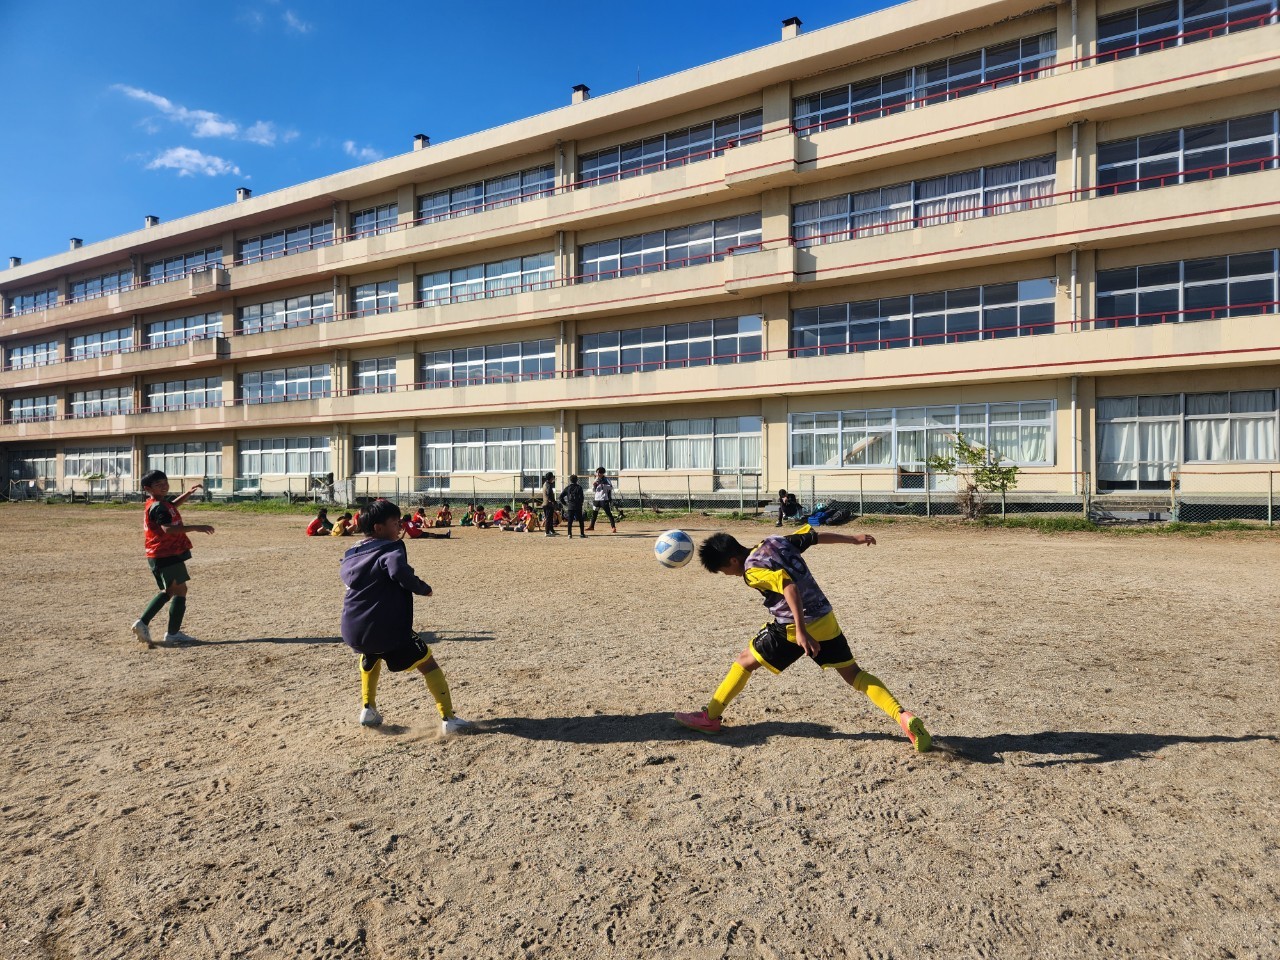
[{"x1": 675, "y1": 709, "x2": 722, "y2": 735}]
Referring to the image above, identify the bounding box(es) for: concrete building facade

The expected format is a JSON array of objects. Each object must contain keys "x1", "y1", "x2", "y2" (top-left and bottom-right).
[{"x1": 2, "y1": 0, "x2": 1278, "y2": 512}]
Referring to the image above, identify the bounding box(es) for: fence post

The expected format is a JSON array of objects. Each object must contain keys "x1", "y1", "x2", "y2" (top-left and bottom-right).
[
  {"x1": 1169, "y1": 471, "x2": 1178, "y2": 520},
  {"x1": 1269, "y1": 471, "x2": 1274, "y2": 528},
  {"x1": 924, "y1": 464, "x2": 932, "y2": 518},
  {"x1": 1001, "y1": 486, "x2": 1007, "y2": 518},
  {"x1": 637, "y1": 476, "x2": 644, "y2": 512},
  {"x1": 687, "y1": 476, "x2": 692, "y2": 514},
  {"x1": 738, "y1": 477, "x2": 744, "y2": 514},
  {"x1": 471, "y1": 477, "x2": 477, "y2": 505},
  {"x1": 858, "y1": 473, "x2": 864, "y2": 517}
]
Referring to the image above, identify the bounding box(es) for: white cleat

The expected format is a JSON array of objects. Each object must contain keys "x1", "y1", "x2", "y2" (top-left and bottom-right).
[
  {"x1": 359, "y1": 706, "x2": 383, "y2": 727},
  {"x1": 163, "y1": 631, "x2": 200, "y2": 646},
  {"x1": 441, "y1": 716, "x2": 473, "y2": 736},
  {"x1": 131, "y1": 620, "x2": 153, "y2": 646}
]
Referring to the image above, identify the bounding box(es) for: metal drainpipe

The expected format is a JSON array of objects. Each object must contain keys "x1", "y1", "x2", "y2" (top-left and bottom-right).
[
  {"x1": 1071, "y1": 0, "x2": 1078, "y2": 65},
  {"x1": 1071, "y1": 376, "x2": 1079, "y2": 496},
  {"x1": 1071, "y1": 121, "x2": 1080, "y2": 196}
]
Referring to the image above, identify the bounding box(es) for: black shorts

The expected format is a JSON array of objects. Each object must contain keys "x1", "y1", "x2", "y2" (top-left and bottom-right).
[
  {"x1": 748, "y1": 620, "x2": 856, "y2": 674},
  {"x1": 148, "y1": 557, "x2": 191, "y2": 591},
  {"x1": 360, "y1": 631, "x2": 433, "y2": 673}
]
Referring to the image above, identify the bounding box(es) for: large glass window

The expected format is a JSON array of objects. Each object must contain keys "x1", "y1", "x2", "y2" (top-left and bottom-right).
[
  {"x1": 350, "y1": 203, "x2": 398, "y2": 238},
  {"x1": 1097, "y1": 111, "x2": 1279, "y2": 195},
  {"x1": 1185, "y1": 390, "x2": 1279, "y2": 462},
  {"x1": 9, "y1": 449, "x2": 56, "y2": 486},
  {"x1": 417, "y1": 164, "x2": 555, "y2": 222},
  {"x1": 145, "y1": 312, "x2": 223, "y2": 349},
  {"x1": 144, "y1": 246, "x2": 223, "y2": 285},
  {"x1": 8, "y1": 288, "x2": 59, "y2": 315},
  {"x1": 351, "y1": 280, "x2": 399, "y2": 317},
  {"x1": 7, "y1": 395, "x2": 58, "y2": 422},
  {"x1": 420, "y1": 426, "x2": 553, "y2": 475},
  {"x1": 417, "y1": 253, "x2": 554, "y2": 306},
  {"x1": 1095, "y1": 250, "x2": 1279, "y2": 326},
  {"x1": 578, "y1": 110, "x2": 764, "y2": 186},
  {"x1": 794, "y1": 156, "x2": 1054, "y2": 246},
  {"x1": 65, "y1": 446, "x2": 132, "y2": 480},
  {"x1": 354, "y1": 358, "x2": 397, "y2": 394},
  {"x1": 70, "y1": 387, "x2": 133, "y2": 419},
  {"x1": 790, "y1": 402, "x2": 1054, "y2": 469},
  {"x1": 241, "y1": 365, "x2": 331, "y2": 404},
  {"x1": 70, "y1": 268, "x2": 133, "y2": 303},
  {"x1": 146, "y1": 442, "x2": 222, "y2": 481},
  {"x1": 239, "y1": 291, "x2": 334, "y2": 335},
  {"x1": 579, "y1": 213, "x2": 762, "y2": 282},
  {"x1": 237, "y1": 220, "x2": 334, "y2": 264},
  {"x1": 237, "y1": 437, "x2": 330, "y2": 478},
  {"x1": 792, "y1": 278, "x2": 1055, "y2": 356},
  {"x1": 579, "y1": 417, "x2": 762, "y2": 473},
  {"x1": 144, "y1": 377, "x2": 223, "y2": 412},
  {"x1": 1097, "y1": 0, "x2": 1277, "y2": 62},
  {"x1": 420, "y1": 339, "x2": 555, "y2": 387},
  {"x1": 70, "y1": 327, "x2": 134, "y2": 360},
  {"x1": 6, "y1": 341, "x2": 59, "y2": 369},
  {"x1": 794, "y1": 32, "x2": 1056, "y2": 133},
  {"x1": 354, "y1": 434, "x2": 397, "y2": 474},
  {"x1": 579, "y1": 315, "x2": 763, "y2": 376}
]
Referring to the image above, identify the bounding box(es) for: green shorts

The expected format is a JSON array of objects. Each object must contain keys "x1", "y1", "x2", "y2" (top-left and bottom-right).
[{"x1": 149, "y1": 558, "x2": 191, "y2": 591}]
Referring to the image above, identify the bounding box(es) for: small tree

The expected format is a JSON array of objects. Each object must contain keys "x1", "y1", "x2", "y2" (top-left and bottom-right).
[{"x1": 927, "y1": 433, "x2": 1020, "y2": 519}]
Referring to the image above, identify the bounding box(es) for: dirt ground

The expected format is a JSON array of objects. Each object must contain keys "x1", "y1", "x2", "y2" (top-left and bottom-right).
[{"x1": 1, "y1": 504, "x2": 1278, "y2": 960}]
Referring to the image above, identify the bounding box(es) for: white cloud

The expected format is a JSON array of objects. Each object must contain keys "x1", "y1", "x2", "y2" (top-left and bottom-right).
[
  {"x1": 282, "y1": 10, "x2": 313, "y2": 33},
  {"x1": 343, "y1": 140, "x2": 383, "y2": 162},
  {"x1": 242, "y1": 121, "x2": 279, "y2": 146},
  {"x1": 113, "y1": 84, "x2": 290, "y2": 146},
  {"x1": 147, "y1": 147, "x2": 242, "y2": 178}
]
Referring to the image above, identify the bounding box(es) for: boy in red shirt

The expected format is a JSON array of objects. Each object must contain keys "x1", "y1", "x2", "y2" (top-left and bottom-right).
[
  {"x1": 132, "y1": 470, "x2": 215, "y2": 647},
  {"x1": 306, "y1": 508, "x2": 333, "y2": 536}
]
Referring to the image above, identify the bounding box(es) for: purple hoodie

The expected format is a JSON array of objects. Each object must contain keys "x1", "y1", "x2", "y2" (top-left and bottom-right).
[{"x1": 340, "y1": 537, "x2": 431, "y2": 654}]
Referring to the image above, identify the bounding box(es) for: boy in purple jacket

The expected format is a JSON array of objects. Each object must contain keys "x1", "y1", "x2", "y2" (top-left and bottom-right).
[{"x1": 340, "y1": 498, "x2": 471, "y2": 735}]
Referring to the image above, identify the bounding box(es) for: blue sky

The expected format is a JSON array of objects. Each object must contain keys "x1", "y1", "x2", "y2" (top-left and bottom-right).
[{"x1": 0, "y1": 0, "x2": 895, "y2": 267}]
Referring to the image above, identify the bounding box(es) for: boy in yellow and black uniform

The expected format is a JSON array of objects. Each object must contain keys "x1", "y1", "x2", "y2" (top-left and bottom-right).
[{"x1": 675, "y1": 525, "x2": 931, "y2": 752}]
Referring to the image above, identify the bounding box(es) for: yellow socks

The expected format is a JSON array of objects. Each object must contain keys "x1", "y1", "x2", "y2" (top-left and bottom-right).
[
  {"x1": 360, "y1": 656, "x2": 382, "y2": 709},
  {"x1": 853, "y1": 671, "x2": 903, "y2": 723},
  {"x1": 707, "y1": 662, "x2": 751, "y2": 720},
  {"x1": 422, "y1": 665, "x2": 454, "y2": 720}
]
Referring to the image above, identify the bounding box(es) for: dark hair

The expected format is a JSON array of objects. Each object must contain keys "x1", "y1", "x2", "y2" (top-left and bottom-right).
[
  {"x1": 595, "y1": 466, "x2": 606, "y2": 474},
  {"x1": 140, "y1": 469, "x2": 168, "y2": 489},
  {"x1": 357, "y1": 499, "x2": 400, "y2": 534},
  {"x1": 778, "y1": 488, "x2": 787, "y2": 497},
  {"x1": 401, "y1": 514, "x2": 412, "y2": 522},
  {"x1": 698, "y1": 533, "x2": 748, "y2": 573},
  {"x1": 543, "y1": 471, "x2": 554, "y2": 483},
  {"x1": 569, "y1": 474, "x2": 578, "y2": 483},
  {"x1": 340, "y1": 512, "x2": 352, "y2": 520},
  {"x1": 317, "y1": 508, "x2": 328, "y2": 519}
]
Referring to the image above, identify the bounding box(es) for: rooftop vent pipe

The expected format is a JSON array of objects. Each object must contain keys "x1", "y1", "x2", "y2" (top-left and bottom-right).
[
  {"x1": 782, "y1": 16, "x2": 802, "y2": 39},
  {"x1": 236, "y1": 187, "x2": 252, "y2": 201},
  {"x1": 70, "y1": 238, "x2": 83, "y2": 250},
  {"x1": 144, "y1": 215, "x2": 160, "y2": 228},
  {"x1": 413, "y1": 134, "x2": 430, "y2": 150},
  {"x1": 572, "y1": 84, "x2": 590, "y2": 104},
  {"x1": 8, "y1": 256, "x2": 20, "y2": 268}
]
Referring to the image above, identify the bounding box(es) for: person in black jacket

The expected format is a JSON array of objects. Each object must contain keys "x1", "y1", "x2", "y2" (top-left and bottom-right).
[
  {"x1": 559, "y1": 474, "x2": 587, "y2": 538},
  {"x1": 340, "y1": 498, "x2": 471, "y2": 735}
]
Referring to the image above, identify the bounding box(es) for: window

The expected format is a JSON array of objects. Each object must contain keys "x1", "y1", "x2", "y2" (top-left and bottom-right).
[
  {"x1": 420, "y1": 339, "x2": 555, "y2": 387},
  {"x1": 350, "y1": 203, "x2": 398, "y2": 238},
  {"x1": 237, "y1": 220, "x2": 334, "y2": 264},
  {"x1": 64, "y1": 446, "x2": 132, "y2": 479},
  {"x1": 792, "y1": 278, "x2": 1055, "y2": 355},
  {"x1": 793, "y1": 32, "x2": 1056, "y2": 133},
  {"x1": 145, "y1": 312, "x2": 223, "y2": 349},
  {"x1": 8, "y1": 288, "x2": 58, "y2": 315},
  {"x1": 145, "y1": 377, "x2": 223, "y2": 412},
  {"x1": 354, "y1": 358, "x2": 397, "y2": 394},
  {"x1": 144, "y1": 246, "x2": 222, "y2": 285},
  {"x1": 1185, "y1": 390, "x2": 1278, "y2": 462},
  {"x1": 579, "y1": 213, "x2": 762, "y2": 282},
  {"x1": 8, "y1": 395, "x2": 58, "y2": 422},
  {"x1": 1097, "y1": 0, "x2": 1277, "y2": 62},
  {"x1": 1096, "y1": 250, "x2": 1279, "y2": 326},
  {"x1": 10, "y1": 449, "x2": 56, "y2": 485},
  {"x1": 70, "y1": 327, "x2": 134, "y2": 360},
  {"x1": 790, "y1": 403, "x2": 1054, "y2": 470},
  {"x1": 239, "y1": 291, "x2": 334, "y2": 335},
  {"x1": 146, "y1": 442, "x2": 223, "y2": 481},
  {"x1": 417, "y1": 253, "x2": 555, "y2": 306},
  {"x1": 241, "y1": 365, "x2": 331, "y2": 404},
  {"x1": 354, "y1": 434, "x2": 397, "y2": 474},
  {"x1": 237, "y1": 437, "x2": 330, "y2": 478},
  {"x1": 6, "y1": 341, "x2": 59, "y2": 369},
  {"x1": 351, "y1": 280, "x2": 399, "y2": 317},
  {"x1": 579, "y1": 418, "x2": 763, "y2": 473},
  {"x1": 70, "y1": 387, "x2": 133, "y2": 419},
  {"x1": 577, "y1": 110, "x2": 763, "y2": 186},
  {"x1": 417, "y1": 163, "x2": 555, "y2": 222},
  {"x1": 1098, "y1": 111, "x2": 1279, "y2": 195},
  {"x1": 580, "y1": 315, "x2": 763, "y2": 375},
  {"x1": 70, "y1": 268, "x2": 133, "y2": 303},
  {"x1": 420, "y1": 426, "x2": 553, "y2": 475},
  {"x1": 793, "y1": 156, "x2": 1054, "y2": 246}
]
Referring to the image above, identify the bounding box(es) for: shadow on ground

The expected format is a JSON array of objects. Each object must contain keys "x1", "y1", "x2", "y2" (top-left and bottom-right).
[
  {"x1": 934, "y1": 731, "x2": 1279, "y2": 766},
  {"x1": 482, "y1": 711, "x2": 890, "y2": 747}
]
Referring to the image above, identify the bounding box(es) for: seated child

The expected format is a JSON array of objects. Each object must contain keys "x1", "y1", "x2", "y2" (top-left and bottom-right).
[
  {"x1": 492, "y1": 505, "x2": 513, "y2": 530},
  {"x1": 331, "y1": 512, "x2": 356, "y2": 537},
  {"x1": 473, "y1": 505, "x2": 490, "y2": 529},
  {"x1": 402, "y1": 513, "x2": 450, "y2": 540},
  {"x1": 526, "y1": 503, "x2": 543, "y2": 533},
  {"x1": 460, "y1": 506, "x2": 475, "y2": 527},
  {"x1": 306, "y1": 508, "x2": 333, "y2": 536},
  {"x1": 513, "y1": 504, "x2": 533, "y2": 532},
  {"x1": 435, "y1": 502, "x2": 453, "y2": 527}
]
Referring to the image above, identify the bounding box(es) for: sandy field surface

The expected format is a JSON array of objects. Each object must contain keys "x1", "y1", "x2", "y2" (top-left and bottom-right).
[{"x1": 1, "y1": 504, "x2": 1278, "y2": 960}]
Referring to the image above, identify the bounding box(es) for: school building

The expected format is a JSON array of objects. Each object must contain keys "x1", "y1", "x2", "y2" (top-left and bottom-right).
[{"x1": 2, "y1": 0, "x2": 1278, "y2": 514}]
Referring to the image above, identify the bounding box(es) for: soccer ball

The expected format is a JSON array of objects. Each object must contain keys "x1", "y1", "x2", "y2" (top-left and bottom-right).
[{"x1": 654, "y1": 529, "x2": 695, "y2": 568}]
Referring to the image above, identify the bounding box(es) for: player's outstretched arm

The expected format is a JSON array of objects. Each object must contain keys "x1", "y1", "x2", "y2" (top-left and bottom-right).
[
  {"x1": 816, "y1": 531, "x2": 875, "y2": 547},
  {"x1": 171, "y1": 482, "x2": 203, "y2": 507}
]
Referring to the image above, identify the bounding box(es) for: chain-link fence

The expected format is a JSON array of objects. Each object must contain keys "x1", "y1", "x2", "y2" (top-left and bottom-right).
[
  {"x1": 1171, "y1": 470, "x2": 1279, "y2": 525},
  {"x1": 792, "y1": 470, "x2": 1093, "y2": 520},
  {"x1": 611, "y1": 474, "x2": 763, "y2": 514}
]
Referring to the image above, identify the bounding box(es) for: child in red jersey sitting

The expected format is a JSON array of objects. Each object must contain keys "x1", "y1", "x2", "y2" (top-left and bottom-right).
[
  {"x1": 400, "y1": 513, "x2": 450, "y2": 540},
  {"x1": 472, "y1": 505, "x2": 490, "y2": 529},
  {"x1": 131, "y1": 470, "x2": 215, "y2": 648},
  {"x1": 492, "y1": 505, "x2": 514, "y2": 529},
  {"x1": 306, "y1": 508, "x2": 333, "y2": 536},
  {"x1": 434, "y1": 502, "x2": 453, "y2": 527}
]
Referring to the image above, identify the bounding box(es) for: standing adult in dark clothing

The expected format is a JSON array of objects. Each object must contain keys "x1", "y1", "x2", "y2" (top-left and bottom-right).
[
  {"x1": 587, "y1": 467, "x2": 619, "y2": 533},
  {"x1": 541, "y1": 472, "x2": 558, "y2": 537},
  {"x1": 560, "y1": 474, "x2": 587, "y2": 538}
]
